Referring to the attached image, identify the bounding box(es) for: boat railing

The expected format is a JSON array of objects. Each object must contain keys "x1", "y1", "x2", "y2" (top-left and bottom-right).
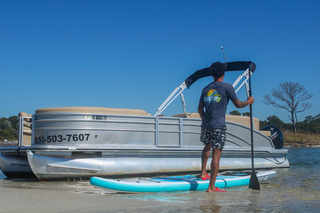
[{"x1": 18, "y1": 113, "x2": 33, "y2": 146}]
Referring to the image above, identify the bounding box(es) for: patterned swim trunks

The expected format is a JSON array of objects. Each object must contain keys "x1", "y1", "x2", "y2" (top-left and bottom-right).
[{"x1": 200, "y1": 127, "x2": 227, "y2": 149}]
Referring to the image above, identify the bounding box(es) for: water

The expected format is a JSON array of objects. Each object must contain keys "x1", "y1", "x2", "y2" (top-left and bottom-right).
[{"x1": 1, "y1": 148, "x2": 319, "y2": 213}]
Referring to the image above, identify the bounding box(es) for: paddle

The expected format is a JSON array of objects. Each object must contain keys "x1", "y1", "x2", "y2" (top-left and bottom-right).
[{"x1": 248, "y1": 69, "x2": 260, "y2": 190}]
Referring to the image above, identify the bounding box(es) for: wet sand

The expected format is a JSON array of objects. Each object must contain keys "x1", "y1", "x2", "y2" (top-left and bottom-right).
[{"x1": 0, "y1": 179, "x2": 162, "y2": 213}]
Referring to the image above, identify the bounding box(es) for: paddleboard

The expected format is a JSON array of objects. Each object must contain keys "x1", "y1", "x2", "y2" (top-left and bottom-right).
[{"x1": 90, "y1": 170, "x2": 277, "y2": 192}]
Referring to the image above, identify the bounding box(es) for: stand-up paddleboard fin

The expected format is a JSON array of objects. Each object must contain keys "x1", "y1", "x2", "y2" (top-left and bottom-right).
[{"x1": 249, "y1": 172, "x2": 260, "y2": 190}]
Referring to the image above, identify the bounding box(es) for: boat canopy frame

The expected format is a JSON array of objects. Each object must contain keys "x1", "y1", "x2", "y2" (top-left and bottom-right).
[{"x1": 154, "y1": 61, "x2": 256, "y2": 116}]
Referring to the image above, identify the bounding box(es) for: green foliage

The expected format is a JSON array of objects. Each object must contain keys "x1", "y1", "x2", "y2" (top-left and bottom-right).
[
  {"x1": 259, "y1": 114, "x2": 320, "y2": 134},
  {"x1": 0, "y1": 116, "x2": 18, "y2": 141},
  {"x1": 0, "y1": 117, "x2": 10, "y2": 130},
  {"x1": 242, "y1": 112, "x2": 250, "y2": 117},
  {"x1": 296, "y1": 114, "x2": 320, "y2": 133},
  {"x1": 9, "y1": 116, "x2": 19, "y2": 130},
  {"x1": 229, "y1": 110, "x2": 241, "y2": 115},
  {"x1": 229, "y1": 111, "x2": 251, "y2": 117},
  {"x1": 260, "y1": 115, "x2": 282, "y2": 129}
]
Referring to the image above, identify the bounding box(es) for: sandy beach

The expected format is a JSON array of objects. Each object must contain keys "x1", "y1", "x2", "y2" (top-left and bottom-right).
[{"x1": 0, "y1": 178, "x2": 162, "y2": 213}]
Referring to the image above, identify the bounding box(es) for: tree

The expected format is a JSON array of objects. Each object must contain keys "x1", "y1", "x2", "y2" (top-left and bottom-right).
[
  {"x1": 0, "y1": 117, "x2": 11, "y2": 130},
  {"x1": 260, "y1": 115, "x2": 283, "y2": 129},
  {"x1": 242, "y1": 112, "x2": 250, "y2": 117},
  {"x1": 0, "y1": 116, "x2": 19, "y2": 141},
  {"x1": 299, "y1": 114, "x2": 320, "y2": 133},
  {"x1": 9, "y1": 116, "x2": 19, "y2": 131},
  {"x1": 267, "y1": 115, "x2": 285, "y2": 129},
  {"x1": 263, "y1": 82, "x2": 313, "y2": 134},
  {"x1": 229, "y1": 110, "x2": 241, "y2": 116}
]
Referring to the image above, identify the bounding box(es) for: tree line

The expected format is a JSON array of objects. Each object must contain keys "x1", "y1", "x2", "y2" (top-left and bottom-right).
[
  {"x1": 229, "y1": 110, "x2": 320, "y2": 134},
  {"x1": 259, "y1": 114, "x2": 319, "y2": 133}
]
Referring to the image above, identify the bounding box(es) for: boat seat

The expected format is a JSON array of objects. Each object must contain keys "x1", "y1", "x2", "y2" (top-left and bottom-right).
[
  {"x1": 172, "y1": 113, "x2": 271, "y2": 136},
  {"x1": 173, "y1": 113, "x2": 201, "y2": 119},
  {"x1": 35, "y1": 107, "x2": 151, "y2": 116}
]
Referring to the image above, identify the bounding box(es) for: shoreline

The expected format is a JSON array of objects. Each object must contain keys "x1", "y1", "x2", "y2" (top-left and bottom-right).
[{"x1": 284, "y1": 141, "x2": 320, "y2": 148}]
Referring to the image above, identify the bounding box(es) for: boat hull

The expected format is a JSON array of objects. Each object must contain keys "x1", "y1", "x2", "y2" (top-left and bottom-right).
[
  {"x1": 0, "y1": 152, "x2": 34, "y2": 178},
  {"x1": 26, "y1": 148, "x2": 288, "y2": 180}
]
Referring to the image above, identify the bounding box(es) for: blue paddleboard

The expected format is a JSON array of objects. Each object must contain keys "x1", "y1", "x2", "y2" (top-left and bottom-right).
[{"x1": 90, "y1": 170, "x2": 277, "y2": 192}]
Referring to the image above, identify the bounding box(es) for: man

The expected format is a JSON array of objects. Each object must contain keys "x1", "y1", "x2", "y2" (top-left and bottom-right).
[{"x1": 198, "y1": 62, "x2": 254, "y2": 192}]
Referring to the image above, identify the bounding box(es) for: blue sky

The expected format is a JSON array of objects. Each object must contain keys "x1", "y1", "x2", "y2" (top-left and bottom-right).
[{"x1": 1, "y1": 0, "x2": 319, "y2": 123}]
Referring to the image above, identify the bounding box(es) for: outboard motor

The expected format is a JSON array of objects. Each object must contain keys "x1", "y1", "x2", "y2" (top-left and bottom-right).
[{"x1": 261, "y1": 125, "x2": 284, "y2": 149}]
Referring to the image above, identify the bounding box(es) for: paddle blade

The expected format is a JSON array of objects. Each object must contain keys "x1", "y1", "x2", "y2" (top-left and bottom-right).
[{"x1": 249, "y1": 172, "x2": 260, "y2": 190}]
